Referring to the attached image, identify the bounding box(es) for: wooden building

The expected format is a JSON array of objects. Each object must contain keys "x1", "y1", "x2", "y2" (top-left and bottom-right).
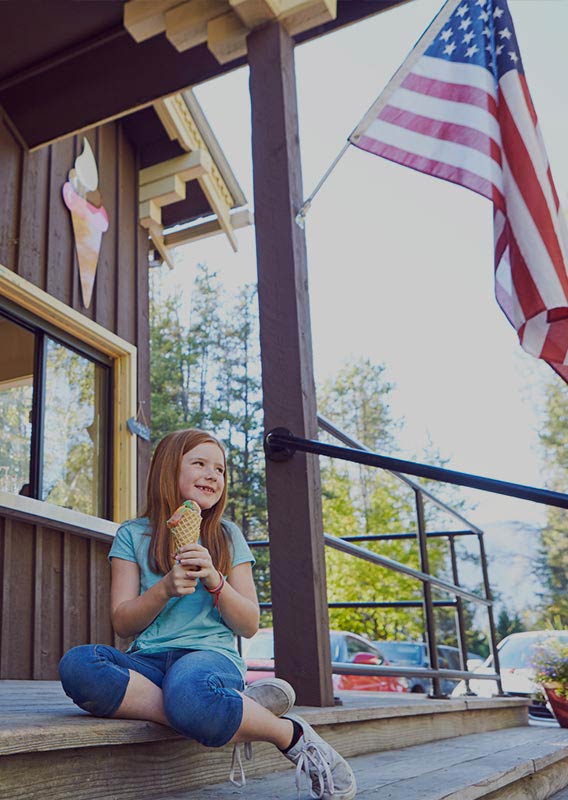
[{"x1": 0, "y1": 0, "x2": 407, "y2": 702}]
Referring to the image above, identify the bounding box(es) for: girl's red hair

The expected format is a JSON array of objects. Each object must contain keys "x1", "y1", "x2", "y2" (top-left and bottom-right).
[{"x1": 141, "y1": 429, "x2": 231, "y2": 576}]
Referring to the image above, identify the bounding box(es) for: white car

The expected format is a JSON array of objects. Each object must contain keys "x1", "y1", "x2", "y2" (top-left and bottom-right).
[{"x1": 452, "y1": 630, "x2": 568, "y2": 722}]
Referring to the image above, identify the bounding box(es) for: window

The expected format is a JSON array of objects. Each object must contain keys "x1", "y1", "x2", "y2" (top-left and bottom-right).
[
  {"x1": 0, "y1": 265, "x2": 137, "y2": 522},
  {"x1": 0, "y1": 308, "x2": 111, "y2": 517},
  {"x1": 345, "y1": 636, "x2": 383, "y2": 663}
]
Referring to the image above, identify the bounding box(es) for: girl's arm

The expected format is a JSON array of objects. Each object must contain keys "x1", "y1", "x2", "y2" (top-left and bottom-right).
[
  {"x1": 177, "y1": 545, "x2": 260, "y2": 638},
  {"x1": 110, "y1": 557, "x2": 198, "y2": 639},
  {"x1": 217, "y1": 561, "x2": 260, "y2": 638}
]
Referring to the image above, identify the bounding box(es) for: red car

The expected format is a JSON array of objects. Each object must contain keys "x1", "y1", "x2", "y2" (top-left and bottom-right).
[{"x1": 243, "y1": 628, "x2": 408, "y2": 693}]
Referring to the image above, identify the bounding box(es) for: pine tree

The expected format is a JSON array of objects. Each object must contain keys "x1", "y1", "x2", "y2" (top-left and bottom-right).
[{"x1": 535, "y1": 378, "x2": 568, "y2": 626}]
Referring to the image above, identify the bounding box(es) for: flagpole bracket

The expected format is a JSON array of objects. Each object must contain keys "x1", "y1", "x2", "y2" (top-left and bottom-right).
[
  {"x1": 264, "y1": 427, "x2": 296, "y2": 462},
  {"x1": 295, "y1": 201, "x2": 311, "y2": 229}
]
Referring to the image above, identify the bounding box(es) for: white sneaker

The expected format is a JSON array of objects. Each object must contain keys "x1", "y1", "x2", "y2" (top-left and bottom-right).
[
  {"x1": 243, "y1": 678, "x2": 296, "y2": 717},
  {"x1": 283, "y1": 714, "x2": 357, "y2": 800},
  {"x1": 229, "y1": 678, "x2": 297, "y2": 787}
]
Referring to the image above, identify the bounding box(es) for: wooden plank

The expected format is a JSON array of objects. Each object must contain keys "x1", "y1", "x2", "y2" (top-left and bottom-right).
[
  {"x1": 135, "y1": 222, "x2": 151, "y2": 512},
  {"x1": 139, "y1": 150, "x2": 211, "y2": 186},
  {"x1": 229, "y1": 0, "x2": 281, "y2": 28},
  {"x1": 0, "y1": 118, "x2": 22, "y2": 270},
  {"x1": 163, "y1": 208, "x2": 253, "y2": 247},
  {"x1": 169, "y1": 727, "x2": 568, "y2": 800},
  {"x1": 46, "y1": 136, "x2": 75, "y2": 305},
  {"x1": 0, "y1": 265, "x2": 137, "y2": 359},
  {"x1": 94, "y1": 123, "x2": 118, "y2": 333},
  {"x1": 115, "y1": 125, "x2": 137, "y2": 345},
  {"x1": 123, "y1": 0, "x2": 183, "y2": 43},
  {"x1": 0, "y1": 519, "x2": 34, "y2": 678},
  {"x1": 89, "y1": 539, "x2": 113, "y2": 644},
  {"x1": 0, "y1": 705, "x2": 539, "y2": 799},
  {"x1": 139, "y1": 174, "x2": 186, "y2": 206},
  {"x1": 248, "y1": 22, "x2": 332, "y2": 707},
  {"x1": 62, "y1": 533, "x2": 90, "y2": 653},
  {"x1": 207, "y1": 10, "x2": 248, "y2": 64},
  {"x1": 165, "y1": 0, "x2": 228, "y2": 52},
  {"x1": 280, "y1": 0, "x2": 336, "y2": 36},
  {"x1": 34, "y1": 528, "x2": 64, "y2": 680},
  {"x1": 17, "y1": 146, "x2": 50, "y2": 290}
]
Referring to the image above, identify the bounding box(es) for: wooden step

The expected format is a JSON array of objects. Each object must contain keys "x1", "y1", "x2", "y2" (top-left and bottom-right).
[
  {"x1": 0, "y1": 681, "x2": 530, "y2": 800},
  {"x1": 157, "y1": 726, "x2": 568, "y2": 800}
]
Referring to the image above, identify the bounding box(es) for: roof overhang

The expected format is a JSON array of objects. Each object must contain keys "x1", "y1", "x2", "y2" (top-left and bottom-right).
[{"x1": 0, "y1": 0, "x2": 411, "y2": 152}]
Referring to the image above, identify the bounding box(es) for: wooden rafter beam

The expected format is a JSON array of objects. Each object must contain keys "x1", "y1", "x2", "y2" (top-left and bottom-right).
[
  {"x1": 154, "y1": 95, "x2": 239, "y2": 251},
  {"x1": 123, "y1": 0, "x2": 337, "y2": 63},
  {"x1": 164, "y1": 209, "x2": 253, "y2": 248}
]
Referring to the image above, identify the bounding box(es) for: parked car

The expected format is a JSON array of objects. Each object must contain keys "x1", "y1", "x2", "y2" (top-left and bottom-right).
[
  {"x1": 374, "y1": 640, "x2": 484, "y2": 695},
  {"x1": 451, "y1": 630, "x2": 568, "y2": 722},
  {"x1": 243, "y1": 628, "x2": 408, "y2": 693}
]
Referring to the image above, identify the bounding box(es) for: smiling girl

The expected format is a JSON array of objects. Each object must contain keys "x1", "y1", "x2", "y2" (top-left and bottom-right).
[{"x1": 59, "y1": 428, "x2": 356, "y2": 799}]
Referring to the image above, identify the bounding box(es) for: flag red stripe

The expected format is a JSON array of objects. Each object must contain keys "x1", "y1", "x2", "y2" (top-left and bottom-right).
[
  {"x1": 355, "y1": 136, "x2": 504, "y2": 205},
  {"x1": 378, "y1": 104, "x2": 502, "y2": 163},
  {"x1": 499, "y1": 92, "x2": 568, "y2": 294},
  {"x1": 508, "y1": 229, "x2": 547, "y2": 321},
  {"x1": 402, "y1": 72, "x2": 498, "y2": 116}
]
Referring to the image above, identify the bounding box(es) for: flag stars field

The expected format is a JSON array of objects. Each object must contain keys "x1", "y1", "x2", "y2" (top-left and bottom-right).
[{"x1": 348, "y1": 0, "x2": 568, "y2": 381}]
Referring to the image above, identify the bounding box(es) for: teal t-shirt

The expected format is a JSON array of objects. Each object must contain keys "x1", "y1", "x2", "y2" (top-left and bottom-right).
[{"x1": 108, "y1": 516, "x2": 255, "y2": 677}]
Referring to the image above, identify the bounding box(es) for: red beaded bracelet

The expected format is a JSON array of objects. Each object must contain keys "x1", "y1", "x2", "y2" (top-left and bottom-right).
[{"x1": 204, "y1": 571, "x2": 225, "y2": 609}]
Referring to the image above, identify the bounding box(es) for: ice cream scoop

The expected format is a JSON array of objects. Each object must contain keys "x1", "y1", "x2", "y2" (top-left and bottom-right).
[{"x1": 167, "y1": 500, "x2": 202, "y2": 554}]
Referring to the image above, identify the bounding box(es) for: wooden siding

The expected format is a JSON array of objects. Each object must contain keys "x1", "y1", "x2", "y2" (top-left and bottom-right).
[
  {"x1": 0, "y1": 115, "x2": 151, "y2": 511},
  {"x1": 0, "y1": 510, "x2": 124, "y2": 679}
]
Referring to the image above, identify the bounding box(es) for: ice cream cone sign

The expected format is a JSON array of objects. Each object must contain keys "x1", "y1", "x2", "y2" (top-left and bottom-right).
[{"x1": 62, "y1": 138, "x2": 109, "y2": 309}]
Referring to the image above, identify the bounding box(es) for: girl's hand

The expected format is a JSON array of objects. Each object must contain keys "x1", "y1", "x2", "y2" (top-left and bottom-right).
[
  {"x1": 176, "y1": 543, "x2": 220, "y2": 589},
  {"x1": 162, "y1": 562, "x2": 198, "y2": 598}
]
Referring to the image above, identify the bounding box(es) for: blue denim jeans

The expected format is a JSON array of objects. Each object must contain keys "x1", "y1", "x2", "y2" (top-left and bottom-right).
[{"x1": 59, "y1": 645, "x2": 245, "y2": 747}]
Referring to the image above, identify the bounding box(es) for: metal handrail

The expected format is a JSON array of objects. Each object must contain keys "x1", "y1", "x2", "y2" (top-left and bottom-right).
[
  {"x1": 262, "y1": 423, "x2": 566, "y2": 697},
  {"x1": 323, "y1": 533, "x2": 489, "y2": 605},
  {"x1": 266, "y1": 426, "x2": 568, "y2": 509}
]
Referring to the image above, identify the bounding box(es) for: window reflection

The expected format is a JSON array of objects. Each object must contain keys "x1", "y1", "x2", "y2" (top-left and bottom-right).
[
  {"x1": 42, "y1": 338, "x2": 108, "y2": 517},
  {"x1": 0, "y1": 316, "x2": 34, "y2": 496}
]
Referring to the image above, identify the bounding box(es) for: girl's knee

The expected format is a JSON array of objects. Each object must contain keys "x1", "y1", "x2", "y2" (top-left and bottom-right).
[
  {"x1": 163, "y1": 670, "x2": 243, "y2": 746},
  {"x1": 58, "y1": 644, "x2": 128, "y2": 717},
  {"x1": 59, "y1": 645, "x2": 96, "y2": 694}
]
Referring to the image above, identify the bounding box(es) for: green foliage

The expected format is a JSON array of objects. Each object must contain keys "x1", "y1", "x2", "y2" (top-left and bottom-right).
[
  {"x1": 534, "y1": 378, "x2": 568, "y2": 626},
  {"x1": 496, "y1": 607, "x2": 525, "y2": 642},
  {"x1": 318, "y1": 358, "x2": 483, "y2": 648},
  {"x1": 149, "y1": 265, "x2": 267, "y2": 544}
]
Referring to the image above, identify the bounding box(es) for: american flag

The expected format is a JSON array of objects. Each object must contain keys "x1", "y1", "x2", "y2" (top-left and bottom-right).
[{"x1": 350, "y1": 0, "x2": 568, "y2": 378}]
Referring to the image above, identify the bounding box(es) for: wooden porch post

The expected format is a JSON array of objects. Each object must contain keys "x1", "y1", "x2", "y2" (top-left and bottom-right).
[{"x1": 248, "y1": 22, "x2": 334, "y2": 707}]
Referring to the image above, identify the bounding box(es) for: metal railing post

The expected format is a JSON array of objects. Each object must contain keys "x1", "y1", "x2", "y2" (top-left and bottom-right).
[
  {"x1": 449, "y1": 535, "x2": 475, "y2": 696},
  {"x1": 415, "y1": 489, "x2": 444, "y2": 698},
  {"x1": 478, "y1": 532, "x2": 505, "y2": 696}
]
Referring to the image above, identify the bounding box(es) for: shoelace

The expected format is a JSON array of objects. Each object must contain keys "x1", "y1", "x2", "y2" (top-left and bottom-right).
[
  {"x1": 229, "y1": 742, "x2": 253, "y2": 787},
  {"x1": 293, "y1": 741, "x2": 334, "y2": 800}
]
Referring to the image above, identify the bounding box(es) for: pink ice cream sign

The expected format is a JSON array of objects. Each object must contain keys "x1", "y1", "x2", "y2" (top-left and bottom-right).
[{"x1": 62, "y1": 139, "x2": 109, "y2": 309}]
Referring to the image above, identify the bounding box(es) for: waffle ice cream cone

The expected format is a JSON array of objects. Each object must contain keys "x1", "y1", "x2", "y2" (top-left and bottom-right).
[{"x1": 167, "y1": 500, "x2": 202, "y2": 552}]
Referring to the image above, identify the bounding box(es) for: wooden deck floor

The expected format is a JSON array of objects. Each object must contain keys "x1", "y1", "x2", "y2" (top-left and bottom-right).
[
  {"x1": 0, "y1": 679, "x2": 528, "y2": 756},
  {"x1": 0, "y1": 681, "x2": 536, "y2": 800}
]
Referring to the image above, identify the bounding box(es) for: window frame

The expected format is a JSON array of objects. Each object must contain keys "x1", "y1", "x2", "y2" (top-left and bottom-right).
[{"x1": 0, "y1": 265, "x2": 137, "y2": 522}]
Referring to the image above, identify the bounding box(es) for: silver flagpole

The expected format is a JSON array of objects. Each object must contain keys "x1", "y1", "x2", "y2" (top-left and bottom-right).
[{"x1": 295, "y1": 141, "x2": 351, "y2": 229}]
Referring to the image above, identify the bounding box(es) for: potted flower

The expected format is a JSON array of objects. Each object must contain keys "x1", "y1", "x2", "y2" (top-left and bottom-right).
[{"x1": 532, "y1": 635, "x2": 568, "y2": 727}]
